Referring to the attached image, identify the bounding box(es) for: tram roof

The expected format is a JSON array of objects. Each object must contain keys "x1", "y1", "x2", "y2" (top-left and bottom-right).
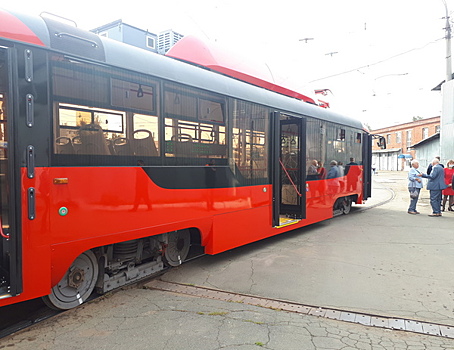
[
  {"x1": 166, "y1": 36, "x2": 317, "y2": 105},
  {"x1": 0, "y1": 8, "x2": 364, "y2": 131},
  {"x1": 103, "y1": 39, "x2": 364, "y2": 130}
]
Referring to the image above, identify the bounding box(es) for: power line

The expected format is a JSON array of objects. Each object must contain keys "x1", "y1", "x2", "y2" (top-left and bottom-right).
[{"x1": 308, "y1": 38, "x2": 443, "y2": 83}]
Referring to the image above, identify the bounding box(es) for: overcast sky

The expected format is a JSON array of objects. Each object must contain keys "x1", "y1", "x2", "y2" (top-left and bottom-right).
[{"x1": 3, "y1": 0, "x2": 452, "y2": 129}]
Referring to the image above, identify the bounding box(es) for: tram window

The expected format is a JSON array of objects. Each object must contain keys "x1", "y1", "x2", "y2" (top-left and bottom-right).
[
  {"x1": 133, "y1": 114, "x2": 159, "y2": 156},
  {"x1": 165, "y1": 89, "x2": 197, "y2": 120},
  {"x1": 348, "y1": 129, "x2": 362, "y2": 164},
  {"x1": 337, "y1": 128, "x2": 346, "y2": 141},
  {"x1": 164, "y1": 118, "x2": 226, "y2": 159},
  {"x1": 306, "y1": 119, "x2": 323, "y2": 180},
  {"x1": 198, "y1": 98, "x2": 224, "y2": 123},
  {"x1": 52, "y1": 64, "x2": 109, "y2": 105},
  {"x1": 356, "y1": 133, "x2": 362, "y2": 143},
  {"x1": 326, "y1": 124, "x2": 345, "y2": 168},
  {"x1": 111, "y1": 79, "x2": 156, "y2": 113},
  {"x1": 164, "y1": 83, "x2": 224, "y2": 123},
  {"x1": 55, "y1": 104, "x2": 125, "y2": 156},
  {"x1": 51, "y1": 56, "x2": 163, "y2": 161},
  {"x1": 232, "y1": 100, "x2": 269, "y2": 182},
  {"x1": 164, "y1": 84, "x2": 226, "y2": 160}
]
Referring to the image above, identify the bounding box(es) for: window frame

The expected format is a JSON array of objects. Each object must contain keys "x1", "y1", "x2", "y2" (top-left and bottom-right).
[{"x1": 146, "y1": 36, "x2": 155, "y2": 49}]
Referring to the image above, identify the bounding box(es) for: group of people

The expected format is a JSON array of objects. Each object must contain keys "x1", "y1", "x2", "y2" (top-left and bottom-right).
[
  {"x1": 407, "y1": 157, "x2": 454, "y2": 216},
  {"x1": 307, "y1": 158, "x2": 359, "y2": 181}
]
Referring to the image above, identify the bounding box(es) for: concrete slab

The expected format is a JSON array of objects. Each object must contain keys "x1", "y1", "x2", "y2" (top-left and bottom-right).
[{"x1": 3, "y1": 288, "x2": 454, "y2": 350}]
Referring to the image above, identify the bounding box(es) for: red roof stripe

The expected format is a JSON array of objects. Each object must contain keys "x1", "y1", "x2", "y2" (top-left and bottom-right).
[
  {"x1": 0, "y1": 9, "x2": 45, "y2": 47},
  {"x1": 167, "y1": 36, "x2": 315, "y2": 104}
]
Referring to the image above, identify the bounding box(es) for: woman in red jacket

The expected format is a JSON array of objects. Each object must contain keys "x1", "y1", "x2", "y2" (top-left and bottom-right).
[{"x1": 442, "y1": 160, "x2": 454, "y2": 211}]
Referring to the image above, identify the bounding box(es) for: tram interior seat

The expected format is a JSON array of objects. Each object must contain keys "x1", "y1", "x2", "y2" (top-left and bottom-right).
[
  {"x1": 171, "y1": 133, "x2": 193, "y2": 156},
  {"x1": 72, "y1": 136, "x2": 82, "y2": 154},
  {"x1": 55, "y1": 136, "x2": 74, "y2": 154},
  {"x1": 113, "y1": 137, "x2": 133, "y2": 156},
  {"x1": 105, "y1": 139, "x2": 116, "y2": 155},
  {"x1": 56, "y1": 126, "x2": 159, "y2": 157},
  {"x1": 133, "y1": 129, "x2": 158, "y2": 157},
  {"x1": 77, "y1": 123, "x2": 110, "y2": 155}
]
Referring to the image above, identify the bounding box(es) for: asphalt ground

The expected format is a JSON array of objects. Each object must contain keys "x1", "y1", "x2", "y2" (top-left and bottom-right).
[{"x1": 2, "y1": 171, "x2": 454, "y2": 350}]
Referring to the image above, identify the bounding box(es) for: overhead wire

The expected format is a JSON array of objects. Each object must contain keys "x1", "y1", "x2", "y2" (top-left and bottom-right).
[{"x1": 308, "y1": 37, "x2": 444, "y2": 83}]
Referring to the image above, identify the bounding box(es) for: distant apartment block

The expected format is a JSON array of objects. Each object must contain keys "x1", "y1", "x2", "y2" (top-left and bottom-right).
[{"x1": 157, "y1": 30, "x2": 184, "y2": 54}]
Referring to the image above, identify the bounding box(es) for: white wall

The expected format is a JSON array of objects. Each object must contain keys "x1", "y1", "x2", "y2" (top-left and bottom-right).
[
  {"x1": 441, "y1": 81, "x2": 454, "y2": 164},
  {"x1": 372, "y1": 153, "x2": 399, "y2": 171}
]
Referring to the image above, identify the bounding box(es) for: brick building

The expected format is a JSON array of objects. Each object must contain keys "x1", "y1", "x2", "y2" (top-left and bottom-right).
[{"x1": 370, "y1": 117, "x2": 440, "y2": 171}]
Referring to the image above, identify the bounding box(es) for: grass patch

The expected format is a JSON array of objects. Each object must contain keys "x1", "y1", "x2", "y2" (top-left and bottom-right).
[
  {"x1": 208, "y1": 311, "x2": 229, "y2": 316},
  {"x1": 245, "y1": 319, "x2": 264, "y2": 325}
]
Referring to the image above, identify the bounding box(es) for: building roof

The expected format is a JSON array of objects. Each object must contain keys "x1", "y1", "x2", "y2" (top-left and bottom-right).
[
  {"x1": 370, "y1": 116, "x2": 440, "y2": 134},
  {"x1": 91, "y1": 19, "x2": 156, "y2": 36},
  {"x1": 431, "y1": 74, "x2": 454, "y2": 91},
  {"x1": 372, "y1": 148, "x2": 401, "y2": 154},
  {"x1": 410, "y1": 132, "x2": 440, "y2": 148}
]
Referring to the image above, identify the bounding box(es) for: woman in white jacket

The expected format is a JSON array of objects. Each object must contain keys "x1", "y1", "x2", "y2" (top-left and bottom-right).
[{"x1": 408, "y1": 159, "x2": 423, "y2": 214}]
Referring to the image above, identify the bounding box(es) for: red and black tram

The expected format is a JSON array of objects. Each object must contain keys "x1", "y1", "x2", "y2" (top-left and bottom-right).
[{"x1": 0, "y1": 9, "x2": 373, "y2": 310}]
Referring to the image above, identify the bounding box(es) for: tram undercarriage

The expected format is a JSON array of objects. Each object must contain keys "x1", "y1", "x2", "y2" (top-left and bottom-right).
[{"x1": 42, "y1": 229, "x2": 198, "y2": 310}]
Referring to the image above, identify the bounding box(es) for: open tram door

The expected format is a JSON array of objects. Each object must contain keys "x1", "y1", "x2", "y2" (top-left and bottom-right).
[
  {"x1": 272, "y1": 112, "x2": 306, "y2": 227},
  {"x1": 0, "y1": 47, "x2": 21, "y2": 299}
]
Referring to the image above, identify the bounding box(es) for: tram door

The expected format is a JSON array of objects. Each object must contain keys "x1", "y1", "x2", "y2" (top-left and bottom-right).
[
  {"x1": 0, "y1": 48, "x2": 20, "y2": 297},
  {"x1": 272, "y1": 113, "x2": 306, "y2": 226}
]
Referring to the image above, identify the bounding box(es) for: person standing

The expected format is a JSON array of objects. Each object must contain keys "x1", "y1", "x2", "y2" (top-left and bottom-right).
[
  {"x1": 345, "y1": 157, "x2": 358, "y2": 175},
  {"x1": 326, "y1": 160, "x2": 340, "y2": 194},
  {"x1": 442, "y1": 160, "x2": 454, "y2": 211},
  {"x1": 327, "y1": 160, "x2": 340, "y2": 179},
  {"x1": 407, "y1": 160, "x2": 423, "y2": 214},
  {"x1": 307, "y1": 159, "x2": 319, "y2": 180},
  {"x1": 427, "y1": 156, "x2": 444, "y2": 175},
  {"x1": 420, "y1": 158, "x2": 448, "y2": 216},
  {"x1": 317, "y1": 160, "x2": 326, "y2": 179}
]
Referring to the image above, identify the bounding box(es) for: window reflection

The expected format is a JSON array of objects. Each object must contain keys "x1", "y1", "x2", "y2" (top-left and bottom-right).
[{"x1": 306, "y1": 121, "x2": 363, "y2": 181}]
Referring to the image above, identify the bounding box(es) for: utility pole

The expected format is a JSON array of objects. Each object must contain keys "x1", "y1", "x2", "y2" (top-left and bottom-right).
[
  {"x1": 443, "y1": 0, "x2": 452, "y2": 81},
  {"x1": 440, "y1": 0, "x2": 454, "y2": 170}
]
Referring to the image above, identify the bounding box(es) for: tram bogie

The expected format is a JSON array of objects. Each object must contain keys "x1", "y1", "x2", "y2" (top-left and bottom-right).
[{"x1": 42, "y1": 229, "x2": 195, "y2": 309}]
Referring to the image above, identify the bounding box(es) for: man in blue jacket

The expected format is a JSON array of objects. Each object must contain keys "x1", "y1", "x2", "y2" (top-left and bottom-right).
[{"x1": 420, "y1": 158, "x2": 448, "y2": 216}]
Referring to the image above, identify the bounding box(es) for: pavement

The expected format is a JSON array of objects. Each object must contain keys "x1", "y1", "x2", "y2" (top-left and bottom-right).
[{"x1": 2, "y1": 171, "x2": 454, "y2": 350}]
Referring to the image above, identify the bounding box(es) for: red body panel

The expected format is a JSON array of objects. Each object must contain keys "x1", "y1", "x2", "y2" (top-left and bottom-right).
[
  {"x1": 0, "y1": 165, "x2": 363, "y2": 307},
  {"x1": 0, "y1": 9, "x2": 44, "y2": 47}
]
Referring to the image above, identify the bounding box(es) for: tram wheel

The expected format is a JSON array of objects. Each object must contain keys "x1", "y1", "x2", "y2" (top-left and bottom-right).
[
  {"x1": 163, "y1": 230, "x2": 191, "y2": 267},
  {"x1": 42, "y1": 250, "x2": 99, "y2": 310},
  {"x1": 341, "y1": 197, "x2": 352, "y2": 215}
]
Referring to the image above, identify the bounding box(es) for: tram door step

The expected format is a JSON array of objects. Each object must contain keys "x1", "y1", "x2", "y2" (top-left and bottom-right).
[{"x1": 276, "y1": 216, "x2": 300, "y2": 228}]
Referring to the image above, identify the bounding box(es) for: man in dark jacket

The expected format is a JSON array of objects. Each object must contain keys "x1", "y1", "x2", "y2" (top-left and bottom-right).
[
  {"x1": 420, "y1": 158, "x2": 448, "y2": 216},
  {"x1": 426, "y1": 156, "x2": 444, "y2": 175}
]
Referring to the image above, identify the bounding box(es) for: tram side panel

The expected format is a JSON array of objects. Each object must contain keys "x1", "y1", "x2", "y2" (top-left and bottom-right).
[{"x1": 44, "y1": 166, "x2": 273, "y2": 286}]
